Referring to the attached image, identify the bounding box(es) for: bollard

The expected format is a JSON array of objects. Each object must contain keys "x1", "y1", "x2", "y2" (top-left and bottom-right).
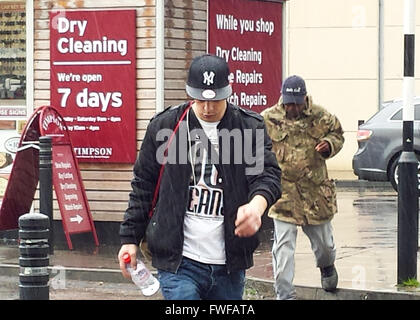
[
  {"x1": 19, "y1": 212, "x2": 50, "y2": 300},
  {"x1": 39, "y1": 136, "x2": 53, "y2": 254}
]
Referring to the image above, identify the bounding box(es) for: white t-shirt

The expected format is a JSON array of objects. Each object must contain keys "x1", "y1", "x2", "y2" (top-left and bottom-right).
[{"x1": 182, "y1": 118, "x2": 226, "y2": 264}]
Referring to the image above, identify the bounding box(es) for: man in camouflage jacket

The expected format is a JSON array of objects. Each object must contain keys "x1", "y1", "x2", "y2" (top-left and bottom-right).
[{"x1": 261, "y1": 75, "x2": 344, "y2": 300}]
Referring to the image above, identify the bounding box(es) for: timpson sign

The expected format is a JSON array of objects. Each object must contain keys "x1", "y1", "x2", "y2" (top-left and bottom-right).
[{"x1": 50, "y1": 10, "x2": 136, "y2": 163}]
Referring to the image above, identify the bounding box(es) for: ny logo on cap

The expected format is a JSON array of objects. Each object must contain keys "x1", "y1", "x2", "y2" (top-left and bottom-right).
[{"x1": 203, "y1": 71, "x2": 215, "y2": 86}]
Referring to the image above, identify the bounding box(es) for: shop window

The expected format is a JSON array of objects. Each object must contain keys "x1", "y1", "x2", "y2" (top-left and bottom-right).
[
  {"x1": 0, "y1": 0, "x2": 30, "y2": 118},
  {"x1": 0, "y1": 1, "x2": 32, "y2": 202}
]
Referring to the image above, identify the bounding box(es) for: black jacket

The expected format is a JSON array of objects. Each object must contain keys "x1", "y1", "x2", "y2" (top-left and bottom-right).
[{"x1": 120, "y1": 101, "x2": 282, "y2": 272}]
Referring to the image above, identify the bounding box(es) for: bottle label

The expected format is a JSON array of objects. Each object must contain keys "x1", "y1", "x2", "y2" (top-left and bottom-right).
[{"x1": 133, "y1": 266, "x2": 149, "y2": 283}]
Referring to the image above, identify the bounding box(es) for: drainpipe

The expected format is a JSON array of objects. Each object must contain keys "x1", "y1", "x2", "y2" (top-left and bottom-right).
[
  {"x1": 156, "y1": 0, "x2": 165, "y2": 113},
  {"x1": 378, "y1": 0, "x2": 384, "y2": 110},
  {"x1": 26, "y1": 0, "x2": 34, "y2": 115},
  {"x1": 282, "y1": 0, "x2": 288, "y2": 80}
]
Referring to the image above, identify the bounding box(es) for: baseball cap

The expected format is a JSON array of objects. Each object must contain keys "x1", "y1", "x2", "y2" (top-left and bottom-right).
[
  {"x1": 186, "y1": 54, "x2": 232, "y2": 101},
  {"x1": 281, "y1": 75, "x2": 307, "y2": 105}
]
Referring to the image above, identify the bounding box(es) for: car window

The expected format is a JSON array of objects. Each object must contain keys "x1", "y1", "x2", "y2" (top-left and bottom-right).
[
  {"x1": 390, "y1": 109, "x2": 402, "y2": 120},
  {"x1": 389, "y1": 104, "x2": 420, "y2": 120},
  {"x1": 415, "y1": 105, "x2": 420, "y2": 120}
]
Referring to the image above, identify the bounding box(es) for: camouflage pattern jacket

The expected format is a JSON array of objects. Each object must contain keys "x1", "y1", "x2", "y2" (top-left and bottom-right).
[{"x1": 261, "y1": 95, "x2": 344, "y2": 225}]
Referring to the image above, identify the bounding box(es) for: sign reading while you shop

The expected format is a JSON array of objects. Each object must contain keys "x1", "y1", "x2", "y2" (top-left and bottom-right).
[
  {"x1": 208, "y1": 0, "x2": 283, "y2": 114},
  {"x1": 50, "y1": 10, "x2": 136, "y2": 163}
]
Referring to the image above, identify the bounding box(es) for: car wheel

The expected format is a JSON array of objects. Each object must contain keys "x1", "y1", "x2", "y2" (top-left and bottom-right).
[{"x1": 389, "y1": 154, "x2": 420, "y2": 194}]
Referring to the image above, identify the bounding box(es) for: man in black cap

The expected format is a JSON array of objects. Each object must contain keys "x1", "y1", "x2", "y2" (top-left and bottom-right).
[
  {"x1": 261, "y1": 75, "x2": 344, "y2": 299},
  {"x1": 118, "y1": 54, "x2": 282, "y2": 300}
]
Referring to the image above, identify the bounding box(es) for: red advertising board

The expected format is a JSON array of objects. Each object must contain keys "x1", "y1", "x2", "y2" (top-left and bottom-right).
[
  {"x1": 208, "y1": 0, "x2": 283, "y2": 113},
  {"x1": 40, "y1": 107, "x2": 98, "y2": 249},
  {"x1": 50, "y1": 10, "x2": 136, "y2": 163},
  {"x1": 0, "y1": 109, "x2": 41, "y2": 230},
  {"x1": 51, "y1": 145, "x2": 93, "y2": 234},
  {"x1": 0, "y1": 106, "x2": 98, "y2": 250}
]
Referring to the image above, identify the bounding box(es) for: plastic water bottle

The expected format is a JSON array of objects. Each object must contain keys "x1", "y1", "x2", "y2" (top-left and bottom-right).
[{"x1": 122, "y1": 252, "x2": 160, "y2": 296}]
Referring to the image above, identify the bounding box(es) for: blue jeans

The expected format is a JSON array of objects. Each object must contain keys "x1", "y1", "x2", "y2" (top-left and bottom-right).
[{"x1": 157, "y1": 257, "x2": 245, "y2": 300}]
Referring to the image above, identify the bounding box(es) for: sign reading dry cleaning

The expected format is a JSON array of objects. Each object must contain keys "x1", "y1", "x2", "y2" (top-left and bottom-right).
[
  {"x1": 0, "y1": 106, "x2": 98, "y2": 250},
  {"x1": 50, "y1": 9, "x2": 136, "y2": 164}
]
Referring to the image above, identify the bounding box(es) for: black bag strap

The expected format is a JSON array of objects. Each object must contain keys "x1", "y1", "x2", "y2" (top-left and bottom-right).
[{"x1": 148, "y1": 102, "x2": 192, "y2": 218}]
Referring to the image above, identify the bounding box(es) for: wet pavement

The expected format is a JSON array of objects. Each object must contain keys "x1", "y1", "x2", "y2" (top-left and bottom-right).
[
  {"x1": 1, "y1": 181, "x2": 420, "y2": 300},
  {"x1": 248, "y1": 181, "x2": 420, "y2": 299}
]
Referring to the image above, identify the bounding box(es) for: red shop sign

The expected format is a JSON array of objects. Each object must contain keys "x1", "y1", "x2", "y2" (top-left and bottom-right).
[
  {"x1": 208, "y1": 0, "x2": 283, "y2": 114},
  {"x1": 50, "y1": 9, "x2": 136, "y2": 163}
]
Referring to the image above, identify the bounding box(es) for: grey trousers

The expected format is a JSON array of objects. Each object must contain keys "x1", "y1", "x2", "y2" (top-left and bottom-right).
[{"x1": 271, "y1": 219, "x2": 336, "y2": 300}]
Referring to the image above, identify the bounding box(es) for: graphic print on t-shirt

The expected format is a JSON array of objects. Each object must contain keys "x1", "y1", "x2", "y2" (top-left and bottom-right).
[{"x1": 187, "y1": 141, "x2": 223, "y2": 218}]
